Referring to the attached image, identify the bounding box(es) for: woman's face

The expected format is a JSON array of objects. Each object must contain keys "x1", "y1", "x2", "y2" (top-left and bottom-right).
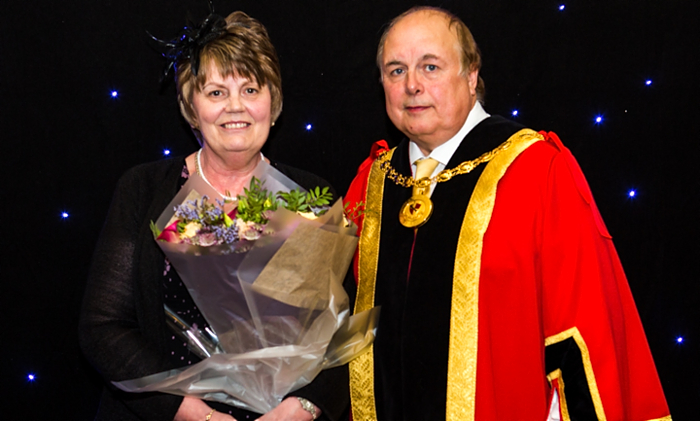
[{"x1": 191, "y1": 63, "x2": 272, "y2": 159}]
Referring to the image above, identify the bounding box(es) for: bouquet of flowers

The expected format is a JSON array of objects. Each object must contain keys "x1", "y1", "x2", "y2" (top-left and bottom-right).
[{"x1": 114, "y1": 160, "x2": 378, "y2": 413}]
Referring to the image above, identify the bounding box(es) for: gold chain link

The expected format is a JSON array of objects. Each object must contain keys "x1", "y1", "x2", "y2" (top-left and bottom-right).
[{"x1": 377, "y1": 139, "x2": 513, "y2": 189}]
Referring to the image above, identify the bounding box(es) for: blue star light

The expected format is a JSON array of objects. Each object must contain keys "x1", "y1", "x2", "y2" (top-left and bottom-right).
[
  {"x1": 645, "y1": 80, "x2": 653, "y2": 86},
  {"x1": 110, "y1": 90, "x2": 119, "y2": 98},
  {"x1": 305, "y1": 124, "x2": 313, "y2": 131},
  {"x1": 512, "y1": 110, "x2": 519, "y2": 116},
  {"x1": 594, "y1": 115, "x2": 603, "y2": 124},
  {"x1": 27, "y1": 374, "x2": 36, "y2": 382},
  {"x1": 559, "y1": 5, "x2": 566, "y2": 11},
  {"x1": 163, "y1": 149, "x2": 171, "y2": 156},
  {"x1": 628, "y1": 190, "x2": 636, "y2": 198},
  {"x1": 676, "y1": 336, "x2": 684, "y2": 344},
  {"x1": 61, "y1": 211, "x2": 69, "y2": 219}
]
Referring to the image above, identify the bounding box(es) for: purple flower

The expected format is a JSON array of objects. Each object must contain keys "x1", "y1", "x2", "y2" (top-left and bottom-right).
[
  {"x1": 212, "y1": 224, "x2": 239, "y2": 244},
  {"x1": 174, "y1": 202, "x2": 199, "y2": 220}
]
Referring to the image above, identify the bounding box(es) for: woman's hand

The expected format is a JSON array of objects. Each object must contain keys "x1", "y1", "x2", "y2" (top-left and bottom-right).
[
  {"x1": 255, "y1": 397, "x2": 320, "y2": 421},
  {"x1": 174, "y1": 396, "x2": 237, "y2": 421}
]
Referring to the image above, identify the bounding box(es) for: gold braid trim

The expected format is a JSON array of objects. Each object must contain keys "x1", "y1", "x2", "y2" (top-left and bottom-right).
[
  {"x1": 545, "y1": 327, "x2": 607, "y2": 420},
  {"x1": 544, "y1": 327, "x2": 674, "y2": 421},
  {"x1": 546, "y1": 369, "x2": 571, "y2": 421},
  {"x1": 548, "y1": 361, "x2": 673, "y2": 421},
  {"x1": 446, "y1": 129, "x2": 544, "y2": 421},
  {"x1": 349, "y1": 148, "x2": 394, "y2": 421}
]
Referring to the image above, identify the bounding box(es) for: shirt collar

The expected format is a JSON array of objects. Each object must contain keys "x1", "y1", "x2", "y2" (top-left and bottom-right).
[{"x1": 408, "y1": 101, "x2": 490, "y2": 167}]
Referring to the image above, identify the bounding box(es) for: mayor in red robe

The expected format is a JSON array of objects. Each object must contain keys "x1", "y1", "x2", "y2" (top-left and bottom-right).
[{"x1": 343, "y1": 6, "x2": 670, "y2": 421}]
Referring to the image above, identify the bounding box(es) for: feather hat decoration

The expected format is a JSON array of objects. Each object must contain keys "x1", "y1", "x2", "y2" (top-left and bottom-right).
[{"x1": 149, "y1": 0, "x2": 227, "y2": 80}]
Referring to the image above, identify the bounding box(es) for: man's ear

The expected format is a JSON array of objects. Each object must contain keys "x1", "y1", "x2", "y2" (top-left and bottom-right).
[{"x1": 467, "y1": 69, "x2": 479, "y2": 96}]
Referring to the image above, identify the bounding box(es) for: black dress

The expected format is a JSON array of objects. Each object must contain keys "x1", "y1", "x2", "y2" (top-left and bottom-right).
[{"x1": 80, "y1": 157, "x2": 349, "y2": 421}]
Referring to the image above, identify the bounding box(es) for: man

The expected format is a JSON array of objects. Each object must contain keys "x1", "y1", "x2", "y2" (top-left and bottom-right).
[{"x1": 344, "y1": 6, "x2": 670, "y2": 421}]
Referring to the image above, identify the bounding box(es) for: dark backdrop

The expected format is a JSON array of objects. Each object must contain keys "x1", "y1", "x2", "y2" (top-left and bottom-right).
[{"x1": 2, "y1": 0, "x2": 698, "y2": 419}]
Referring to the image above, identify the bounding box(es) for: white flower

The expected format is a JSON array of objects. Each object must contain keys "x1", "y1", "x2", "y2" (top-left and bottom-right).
[
  {"x1": 197, "y1": 232, "x2": 219, "y2": 246},
  {"x1": 180, "y1": 222, "x2": 202, "y2": 239},
  {"x1": 236, "y1": 219, "x2": 262, "y2": 241},
  {"x1": 297, "y1": 211, "x2": 318, "y2": 220},
  {"x1": 242, "y1": 228, "x2": 262, "y2": 241}
]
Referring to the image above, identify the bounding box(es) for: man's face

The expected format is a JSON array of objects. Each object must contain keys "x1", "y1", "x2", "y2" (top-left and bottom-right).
[{"x1": 381, "y1": 11, "x2": 478, "y2": 154}]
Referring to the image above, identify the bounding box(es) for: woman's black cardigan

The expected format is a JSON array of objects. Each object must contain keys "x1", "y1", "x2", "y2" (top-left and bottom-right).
[{"x1": 79, "y1": 157, "x2": 349, "y2": 420}]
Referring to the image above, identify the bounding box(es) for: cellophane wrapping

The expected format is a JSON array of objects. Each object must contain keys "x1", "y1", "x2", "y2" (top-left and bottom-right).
[{"x1": 113, "y1": 161, "x2": 378, "y2": 413}]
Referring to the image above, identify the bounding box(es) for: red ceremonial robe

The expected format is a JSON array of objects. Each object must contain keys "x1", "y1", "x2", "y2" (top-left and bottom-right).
[{"x1": 345, "y1": 116, "x2": 670, "y2": 421}]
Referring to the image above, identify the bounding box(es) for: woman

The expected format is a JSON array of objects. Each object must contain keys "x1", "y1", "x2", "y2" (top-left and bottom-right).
[{"x1": 80, "y1": 11, "x2": 348, "y2": 421}]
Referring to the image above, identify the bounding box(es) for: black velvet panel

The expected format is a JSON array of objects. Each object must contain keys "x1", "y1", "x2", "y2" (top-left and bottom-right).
[
  {"x1": 545, "y1": 337, "x2": 598, "y2": 420},
  {"x1": 373, "y1": 116, "x2": 524, "y2": 420}
]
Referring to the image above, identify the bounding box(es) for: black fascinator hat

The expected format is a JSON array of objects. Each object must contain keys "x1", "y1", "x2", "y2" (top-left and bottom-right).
[{"x1": 149, "y1": 0, "x2": 228, "y2": 81}]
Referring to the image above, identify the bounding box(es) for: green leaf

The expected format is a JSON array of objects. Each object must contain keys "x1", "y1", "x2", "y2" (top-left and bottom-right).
[{"x1": 150, "y1": 220, "x2": 162, "y2": 238}]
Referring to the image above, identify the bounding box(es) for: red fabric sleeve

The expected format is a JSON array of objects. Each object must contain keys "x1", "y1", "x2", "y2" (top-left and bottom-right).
[
  {"x1": 538, "y1": 132, "x2": 669, "y2": 419},
  {"x1": 344, "y1": 140, "x2": 389, "y2": 284},
  {"x1": 476, "y1": 132, "x2": 669, "y2": 420},
  {"x1": 344, "y1": 140, "x2": 390, "y2": 232}
]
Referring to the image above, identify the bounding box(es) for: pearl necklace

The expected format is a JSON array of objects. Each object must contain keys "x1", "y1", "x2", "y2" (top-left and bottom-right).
[{"x1": 195, "y1": 149, "x2": 237, "y2": 202}]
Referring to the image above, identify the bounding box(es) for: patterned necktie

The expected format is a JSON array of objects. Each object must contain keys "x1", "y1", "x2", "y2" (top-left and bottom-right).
[{"x1": 413, "y1": 157, "x2": 439, "y2": 196}]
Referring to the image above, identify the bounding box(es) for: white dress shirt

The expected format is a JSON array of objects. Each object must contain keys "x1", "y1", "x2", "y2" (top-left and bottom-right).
[{"x1": 408, "y1": 102, "x2": 490, "y2": 196}]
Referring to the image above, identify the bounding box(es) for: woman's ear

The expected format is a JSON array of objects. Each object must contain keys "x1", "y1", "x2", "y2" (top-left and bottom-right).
[{"x1": 179, "y1": 100, "x2": 198, "y2": 129}]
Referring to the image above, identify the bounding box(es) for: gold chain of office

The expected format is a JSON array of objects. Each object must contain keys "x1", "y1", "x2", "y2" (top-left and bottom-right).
[{"x1": 376, "y1": 138, "x2": 513, "y2": 189}]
